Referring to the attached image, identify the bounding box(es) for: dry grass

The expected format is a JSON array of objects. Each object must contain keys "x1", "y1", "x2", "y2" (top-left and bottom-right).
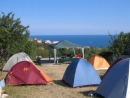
[{"x1": 0, "y1": 64, "x2": 107, "y2": 98}]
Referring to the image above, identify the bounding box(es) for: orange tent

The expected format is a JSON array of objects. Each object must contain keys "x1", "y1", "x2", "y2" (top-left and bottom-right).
[
  {"x1": 88, "y1": 55, "x2": 110, "y2": 70},
  {"x1": 6, "y1": 61, "x2": 53, "y2": 85}
]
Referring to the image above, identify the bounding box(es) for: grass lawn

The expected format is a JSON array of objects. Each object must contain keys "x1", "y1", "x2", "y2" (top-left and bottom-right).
[{"x1": 0, "y1": 64, "x2": 106, "y2": 98}]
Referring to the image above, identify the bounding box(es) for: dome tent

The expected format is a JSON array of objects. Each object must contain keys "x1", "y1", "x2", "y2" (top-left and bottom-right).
[
  {"x1": 88, "y1": 55, "x2": 110, "y2": 70},
  {"x1": 62, "y1": 58, "x2": 101, "y2": 87},
  {"x1": 5, "y1": 61, "x2": 52, "y2": 85},
  {"x1": 3, "y1": 52, "x2": 33, "y2": 72},
  {"x1": 95, "y1": 58, "x2": 130, "y2": 98}
]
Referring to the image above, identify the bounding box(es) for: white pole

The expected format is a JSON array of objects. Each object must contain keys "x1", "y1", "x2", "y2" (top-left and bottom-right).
[
  {"x1": 82, "y1": 48, "x2": 84, "y2": 58},
  {"x1": 73, "y1": 48, "x2": 76, "y2": 57},
  {"x1": 54, "y1": 49, "x2": 57, "y2": 64}
]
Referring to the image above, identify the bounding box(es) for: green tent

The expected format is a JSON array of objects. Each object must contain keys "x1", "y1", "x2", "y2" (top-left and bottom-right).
[{"x1": 49, "y1": 40, "x2": 84, "y2": 64}]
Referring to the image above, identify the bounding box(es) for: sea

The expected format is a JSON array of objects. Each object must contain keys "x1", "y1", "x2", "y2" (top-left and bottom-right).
[{"x1": 29, "y1": 35, "x2": 110, "y2": 48}]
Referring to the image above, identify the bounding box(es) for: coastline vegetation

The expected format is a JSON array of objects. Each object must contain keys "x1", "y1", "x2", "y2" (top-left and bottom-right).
[
  {"x1": 0, "y1": 12, "x2": 108, "y2": 62},
  {"x1": 1, "y1": 12, "x2": 130, "y2": 65}
]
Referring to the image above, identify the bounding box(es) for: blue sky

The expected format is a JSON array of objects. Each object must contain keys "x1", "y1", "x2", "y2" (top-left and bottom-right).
[{"x1": 0, "y1": 0, "x2": 130, "y2": 35}]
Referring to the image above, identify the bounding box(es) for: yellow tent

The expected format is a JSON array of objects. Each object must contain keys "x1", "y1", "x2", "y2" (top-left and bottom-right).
[{"x1": 88, "y1": 55, "x2": 110, "y2": 70}]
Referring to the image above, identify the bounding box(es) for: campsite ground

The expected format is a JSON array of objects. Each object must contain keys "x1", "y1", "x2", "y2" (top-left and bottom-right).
[{"x1": 0, "y1": 61, "x2": 106, "y2": 98}]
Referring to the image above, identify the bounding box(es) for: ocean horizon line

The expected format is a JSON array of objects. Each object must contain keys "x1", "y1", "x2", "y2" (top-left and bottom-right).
[
  {"x1": 29, "y1": 34, "x2": 110, "y2": 36},
  {"x1": 29, "y1": 35, "x2": 110, "y2": 48}
]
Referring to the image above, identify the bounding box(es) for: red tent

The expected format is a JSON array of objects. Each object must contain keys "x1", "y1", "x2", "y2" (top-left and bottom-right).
[{"x1": 6, "y1": 61, "x2": 52, "y2": 85}]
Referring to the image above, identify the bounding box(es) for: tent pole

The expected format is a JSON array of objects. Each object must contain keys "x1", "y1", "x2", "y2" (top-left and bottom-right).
[
  {"x1": 54, "y1": 49, "x2": 57, "y2": 64},
  {"x1": 82, "y1": 48, "x2": 84, "y2": 59},
  {"x1": 49, "y1": 47, "x2": 50, "y2": 61},
  {"x1": 73, "y1": 48, "x2": 76, "y2": 57}
]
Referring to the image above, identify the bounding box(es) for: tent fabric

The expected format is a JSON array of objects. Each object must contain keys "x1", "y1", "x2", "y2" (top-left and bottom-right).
[
  {"x1": 111, "y1": 57, "x2": 124, "y2": 67},
  {"x1": 103, "y1": 57, "x2": 124, "y2": 77},
  {"x1": 88, "y1": 55, "x2": 110, "y2": 70},
  {"x1": 95, "y1": 58, "x2": 130, "y2": 98},
  {"x1": 0, "y1": 79, "x2": 5, "y2": 88},
  {"x1": 49, "y1": 40, "x2": 84, "y2": 49},
  {"x1": 2, "y1": 52, "x2": 33, "y2": 71},
  {"x1": 6, "y1": 61, "x2": 52, "y2": 85},
  {"x1": 62, "y1": 58, "x2": 101, "y2": 87}
]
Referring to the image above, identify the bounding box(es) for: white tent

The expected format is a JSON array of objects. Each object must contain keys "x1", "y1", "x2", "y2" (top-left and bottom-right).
[
  {"x1": 2, "y1": 52, "x2": 33, "y2": 71},
  {"x1": 95, "y1": 58, "x2": 130, "y2": 98}
]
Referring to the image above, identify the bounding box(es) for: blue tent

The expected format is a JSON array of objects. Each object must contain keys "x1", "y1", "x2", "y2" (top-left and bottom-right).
[
  {"x1": 95, "y1": 58, "x2": 130, "y2": 98},
  {"x1": 62, "y1": 58, "x2": 101, "y2": 87},
  {"x1": 0, "y1": 79, "x2": 5, "y2": 88}
]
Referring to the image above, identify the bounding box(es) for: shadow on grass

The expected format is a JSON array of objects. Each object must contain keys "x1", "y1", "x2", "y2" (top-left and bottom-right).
[
  {"x1": 79, "y1": 90, "x2": 95, "y2": 97},
  {"x1": 79, "y1": 90, "x2": 105, "y2": 98},
  {"x1": 5, "y1": 84, "x2": 47, "y2": 88},
  {"x1": 33, "y1": 59, "x2": 54, "y2": 65},
  {"x1": 53, "y1": 80, "x2": 100, "y2": 89},
  {"x1": 100, "y1": 75, "x2": 104, "y2": 80},
  {"x1": 40, "y1": 59, "x2": 54, "y2": 63},
  {"x1": 53, "y1": 80, "x2": 71, "y2": 87}
]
